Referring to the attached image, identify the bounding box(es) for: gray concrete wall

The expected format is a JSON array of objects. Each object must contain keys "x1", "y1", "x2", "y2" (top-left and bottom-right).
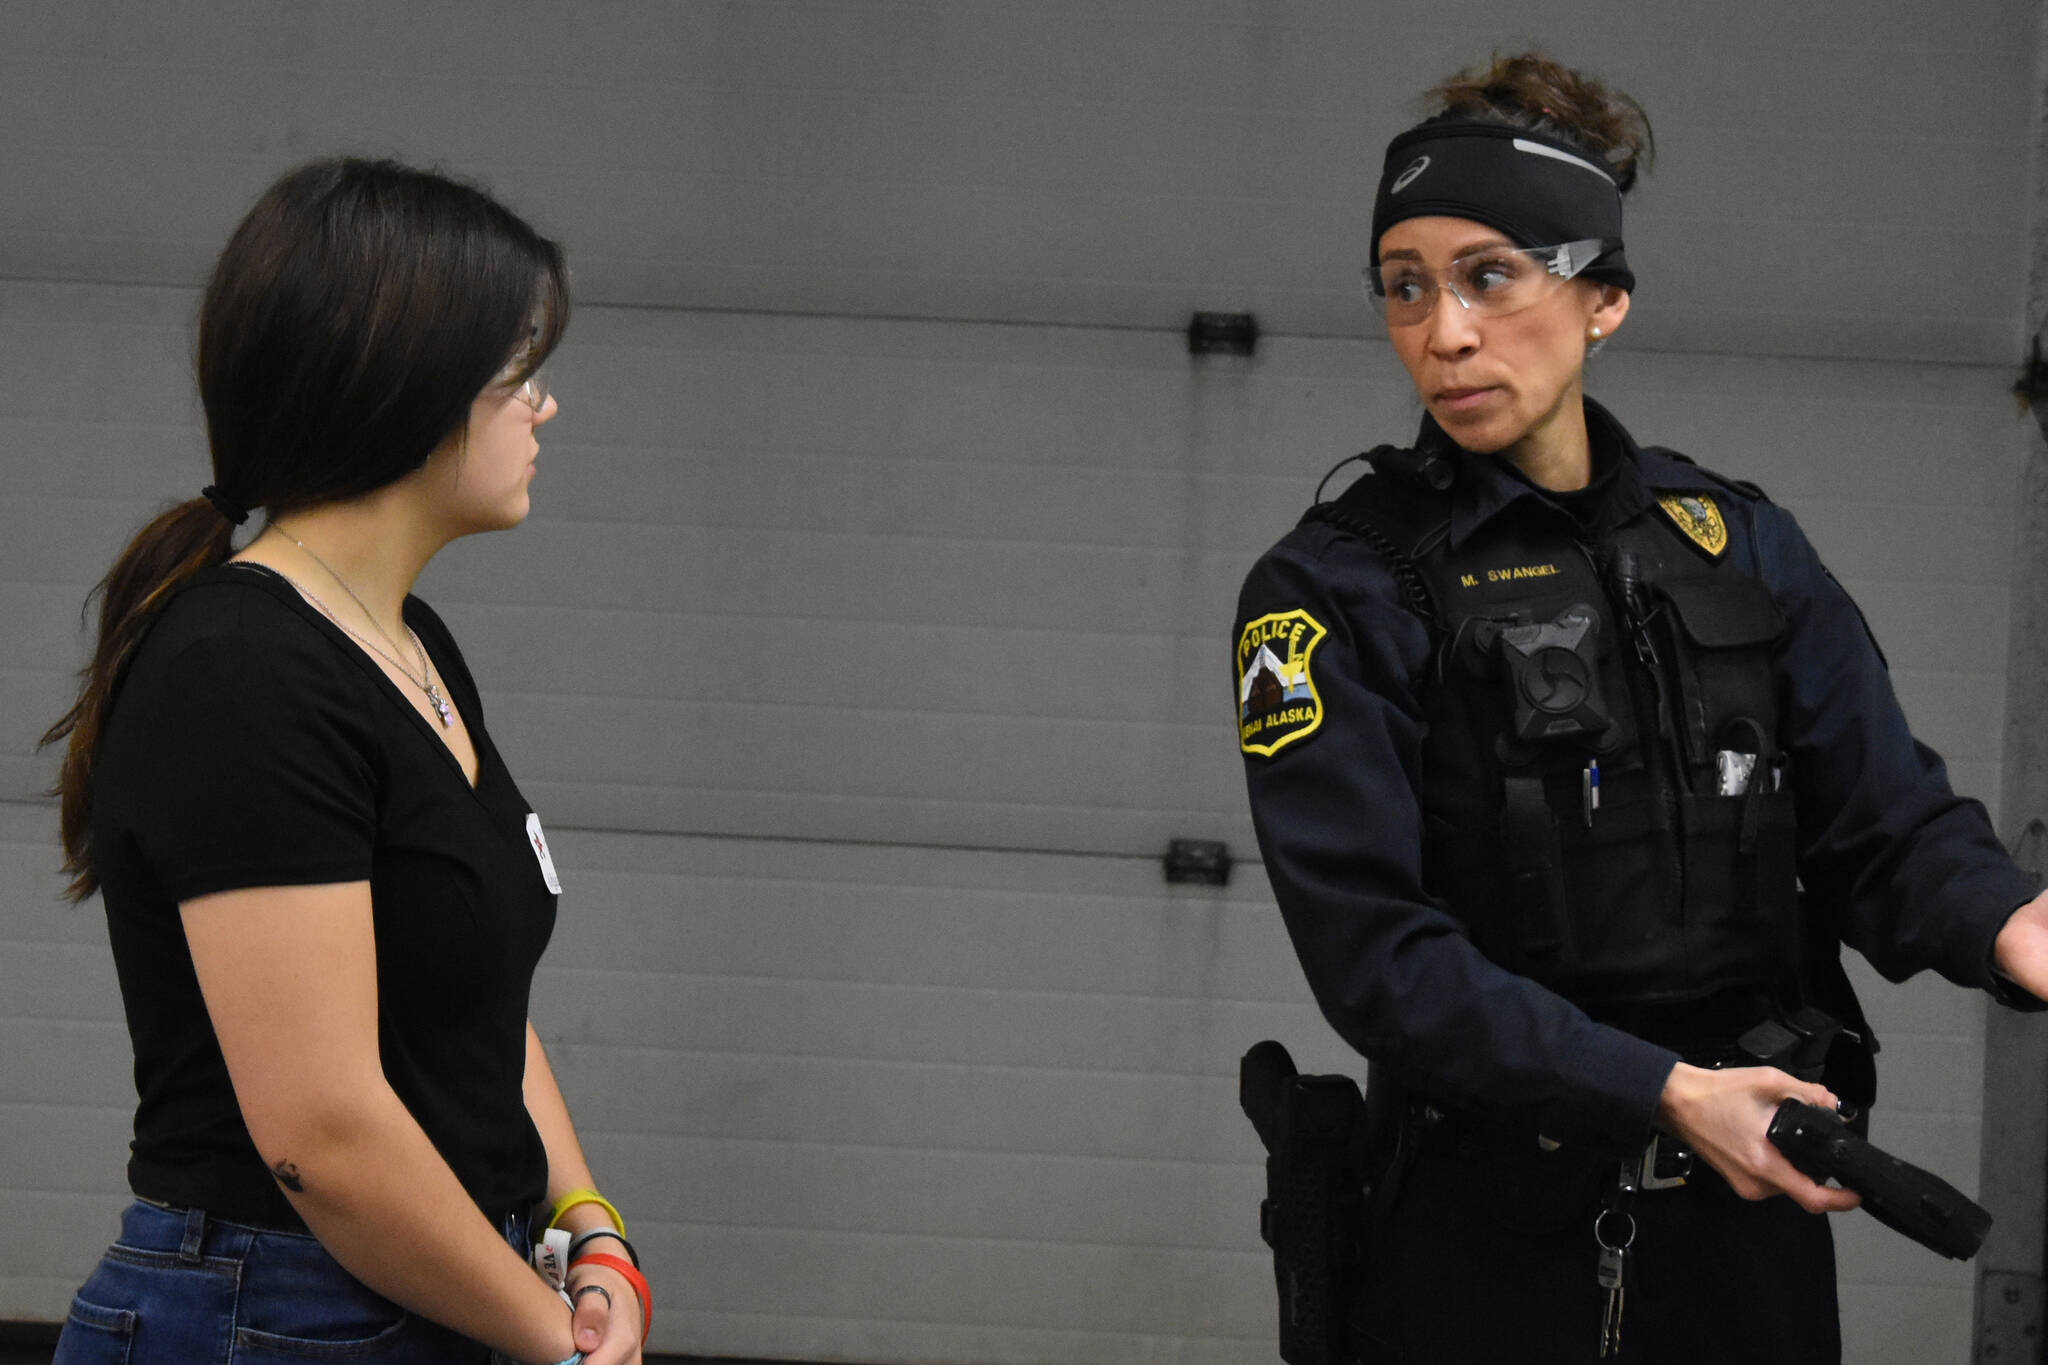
[
  {"x1": 0, "y1": 1, "x2": 2034, "y2": 363},
  {"x1": 1976, "y1": 10, "x2": 2048, "y2": 1359},
  {"x1": 2, "y1": 5, "x2": 2041, "y2": 1363}
]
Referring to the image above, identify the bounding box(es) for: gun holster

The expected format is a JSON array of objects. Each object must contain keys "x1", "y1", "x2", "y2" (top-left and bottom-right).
[
  {"x1": 1736, "y1": 1006, "x2": 1873, "y2": 1136},
  {"x1": 1240, "y1": 1040, "x2": 1374, "y2": 1365}
]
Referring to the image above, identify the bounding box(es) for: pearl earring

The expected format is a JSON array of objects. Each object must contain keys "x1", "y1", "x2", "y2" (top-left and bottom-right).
[{"x1": 1589, "y1": 327, "x2": 1603, "y2": 341}]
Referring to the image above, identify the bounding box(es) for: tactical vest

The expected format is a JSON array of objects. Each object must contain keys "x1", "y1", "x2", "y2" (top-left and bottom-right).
[{"x1": 1307, "y1": 445, "x2": 1809, "y2": 1045}]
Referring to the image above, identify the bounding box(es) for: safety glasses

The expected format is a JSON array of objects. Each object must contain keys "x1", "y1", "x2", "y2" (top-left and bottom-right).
[{"x1": 1364, "y1": 238, "x2": 1616, "y2": 327}]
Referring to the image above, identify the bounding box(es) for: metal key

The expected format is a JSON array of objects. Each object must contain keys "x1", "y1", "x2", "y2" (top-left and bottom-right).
[
  {"x1": 1594, "y1": 1208, "x2": 1635, "y2": 1359},
  {"x1": 1597, "y1": 1243, "x2": 1626, "y2": 1357}
]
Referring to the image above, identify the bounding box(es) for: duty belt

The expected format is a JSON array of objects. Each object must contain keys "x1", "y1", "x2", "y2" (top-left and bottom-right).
[{"x1": 1406, "y1": 1104, "x2": 1698, "y2": 1192}]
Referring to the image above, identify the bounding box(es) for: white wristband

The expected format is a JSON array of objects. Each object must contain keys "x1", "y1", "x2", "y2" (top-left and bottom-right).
[{"x1": 530, "y1": 1227, "x2": 572, "y2": 1288}]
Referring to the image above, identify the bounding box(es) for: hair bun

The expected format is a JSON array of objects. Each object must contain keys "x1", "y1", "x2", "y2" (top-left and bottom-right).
[{"x1": 1425, "y1": 52, "x2": 1654, "y2": 193}]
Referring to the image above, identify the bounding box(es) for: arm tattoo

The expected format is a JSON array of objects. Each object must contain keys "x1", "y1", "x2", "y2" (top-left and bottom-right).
[{"x1": 269, "y1": 1159, "x2": 305, "y2": 1192}]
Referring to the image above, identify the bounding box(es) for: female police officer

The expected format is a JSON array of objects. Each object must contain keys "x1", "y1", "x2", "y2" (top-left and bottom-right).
[{"x1": 1233, "y1": 52, "x2": 2048, "y2": 1363}]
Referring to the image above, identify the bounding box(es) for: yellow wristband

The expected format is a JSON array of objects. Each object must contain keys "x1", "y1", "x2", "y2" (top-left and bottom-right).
[{"x1": 548, "y1": 1188, "x2": 626, "y2": 1235}]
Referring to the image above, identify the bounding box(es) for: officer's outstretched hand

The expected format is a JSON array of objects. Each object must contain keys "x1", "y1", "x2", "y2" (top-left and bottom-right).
[
  {"x1": 1654, "y1": 1062, "x2": 1863, "y2": 1214},
  {"x1": 1993, "y1": 888, "x2": 2048, "y2": 1003}
]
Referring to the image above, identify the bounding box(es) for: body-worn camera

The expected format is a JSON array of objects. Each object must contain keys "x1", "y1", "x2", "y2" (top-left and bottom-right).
[{"x1": 1477, "y1": 605, "x2": 1613, "y2": 743}]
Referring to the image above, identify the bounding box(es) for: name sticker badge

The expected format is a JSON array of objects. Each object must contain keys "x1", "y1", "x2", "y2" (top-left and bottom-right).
[
  {"x1": 1237, "y1": 608, "x2": 1329, "y2": 758},
  {"x1": 526, "y1": 812, "x2": 563, "y2": 894}
]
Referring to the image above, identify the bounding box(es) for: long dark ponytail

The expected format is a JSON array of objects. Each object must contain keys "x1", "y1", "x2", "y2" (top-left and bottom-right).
[{"x1": 43, "y1": 157, "x2": 570, "y2": 899}]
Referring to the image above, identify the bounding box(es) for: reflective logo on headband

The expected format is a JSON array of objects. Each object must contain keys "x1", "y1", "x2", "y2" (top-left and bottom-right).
[
  {"x1": 1511, "y1": 138, "x2": 1615, "y2": 185},
  {"x1": 1390, "y1": 156, "x2": 1431, "y2": 194}
]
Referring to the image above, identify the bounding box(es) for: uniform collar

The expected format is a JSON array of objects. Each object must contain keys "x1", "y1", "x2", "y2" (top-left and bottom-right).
[{"x1": 1429, "y1": 397, "x2": 1658, "y2": 549}]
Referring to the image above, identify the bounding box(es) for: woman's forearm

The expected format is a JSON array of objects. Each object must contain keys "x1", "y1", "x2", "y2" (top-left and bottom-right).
[
  {"x1": 181, "y1": 886, "x2": 581, "y2": 1363},
  {"x1": 524, "y1": 1022, "x2": 648, "y2": 1361},
  {"x1": 264, "y1": 1080, "x2": 578, "y2": 1364},
  {"x1": 525, "y1": 1022, "x2": 601, "y2": 1210}
]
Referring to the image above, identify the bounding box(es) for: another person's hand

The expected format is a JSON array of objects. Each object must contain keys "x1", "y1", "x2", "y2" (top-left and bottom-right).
[
  {"x1": 1993, "y1": 888, "x2": 2048, "y2": 1002},
  {"x1": 1654, "y1": 1062, "x2": 1862, "y2": 1213}
]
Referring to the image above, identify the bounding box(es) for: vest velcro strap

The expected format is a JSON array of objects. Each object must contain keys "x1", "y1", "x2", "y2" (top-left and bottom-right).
[
  {"x1": 1739, "y1": 779, "x2": 1765, "y2": 854},
  {"x1": 1500, "y1": 776, "x2": 1569, "y2": 963},
  {"x1": 1671, "y1": 651, "x2": 1713, "y2": 773}
]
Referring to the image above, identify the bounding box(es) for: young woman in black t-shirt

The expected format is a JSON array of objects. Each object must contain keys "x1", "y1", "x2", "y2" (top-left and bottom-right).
[{"x1": 44, "y1": 160, "x2": 645, "y2": 1365}]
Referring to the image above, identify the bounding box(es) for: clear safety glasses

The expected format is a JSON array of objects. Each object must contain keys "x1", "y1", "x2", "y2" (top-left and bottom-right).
[
  {"x1": 493, "y1": 351, "x2": 549, "y2": 412},
  {"x1": 1364, "y1": 238, "x2": 1617, "y2": 328},
  {"x1": 513, "y1": 371, "x2": 549, "y2": 412}
]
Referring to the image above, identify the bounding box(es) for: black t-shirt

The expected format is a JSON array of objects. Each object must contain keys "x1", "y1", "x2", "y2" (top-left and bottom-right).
[{"x1": 90, "y1": 563, "x2": 558, "y2": 1228}]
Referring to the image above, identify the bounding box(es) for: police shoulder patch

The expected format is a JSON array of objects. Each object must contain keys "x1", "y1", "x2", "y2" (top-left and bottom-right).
[
  {"x1": 1656, "y1": 492, "x2": 1728, "y2": 559},
  {"x1": 1236, "y1": 608, "x2": 1329, "y2": 758}
]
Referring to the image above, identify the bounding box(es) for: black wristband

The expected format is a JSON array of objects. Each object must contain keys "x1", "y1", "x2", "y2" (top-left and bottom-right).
[{"x1": 567, "y1": 1226, "x2": 639, "y2": 1268}]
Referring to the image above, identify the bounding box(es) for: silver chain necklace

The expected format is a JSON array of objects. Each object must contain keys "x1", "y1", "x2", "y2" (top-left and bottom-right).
[{"x1": 268, "y1": 526, "x2": 455, "y2": 728}]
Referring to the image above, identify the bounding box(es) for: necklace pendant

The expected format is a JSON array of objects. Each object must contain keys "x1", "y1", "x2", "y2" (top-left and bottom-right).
[{"x1": 427, "y1": 684, "x2": 454, "y2": 728}]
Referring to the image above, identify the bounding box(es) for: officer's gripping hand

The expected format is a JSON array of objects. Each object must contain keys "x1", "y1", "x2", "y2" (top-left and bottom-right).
[
  {"x1": 1654, "y1": 1062, "x2": 1863, "y2": 1215},
  {"x1": 1992, "y1": 888, "x2": 2048, "y2": 1004}
]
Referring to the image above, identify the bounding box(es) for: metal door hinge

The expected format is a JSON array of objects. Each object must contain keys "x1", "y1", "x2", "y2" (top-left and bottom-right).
[
  {"x1": 1164, "y1": 838, "x2": 1232, "y2": 886},
  {"x1": 1976, "y1": 1269, "x2": 2042, "y2": 1363}
]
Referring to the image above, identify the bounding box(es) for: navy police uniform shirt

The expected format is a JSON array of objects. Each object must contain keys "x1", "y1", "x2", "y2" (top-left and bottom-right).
[{"x1": 1233, "y1": 398, "x2": 2038, "y2": 1154}]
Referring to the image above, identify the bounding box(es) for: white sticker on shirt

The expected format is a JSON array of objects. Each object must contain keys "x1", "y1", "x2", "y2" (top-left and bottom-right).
[{"x1": 526, "y1": 812, "x2": 563, "y2": 894}]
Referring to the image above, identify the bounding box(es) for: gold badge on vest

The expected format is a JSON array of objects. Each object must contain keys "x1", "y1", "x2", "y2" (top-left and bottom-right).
[{"x1": 1656, "y1": 492, "x2": 1729, "y2": 559}]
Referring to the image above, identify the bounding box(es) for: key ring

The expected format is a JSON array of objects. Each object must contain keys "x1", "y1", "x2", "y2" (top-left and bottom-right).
[{"x1": 1594, "y1": 1206, "x2": 1636, "y2": 1252}]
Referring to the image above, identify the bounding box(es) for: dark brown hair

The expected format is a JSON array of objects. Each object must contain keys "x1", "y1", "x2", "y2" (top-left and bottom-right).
[
  {"x1": 42, "y1": 157, "x2": 570, "y2": 899},
  {"x1": 1424, "y1": 52, "x2": 1654, "y2": 194}
]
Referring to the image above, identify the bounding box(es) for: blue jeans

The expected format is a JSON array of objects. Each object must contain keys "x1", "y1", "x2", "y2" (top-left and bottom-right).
[{"x1": 53, "y1": 1200, "x2": 522, "y2": 1364}]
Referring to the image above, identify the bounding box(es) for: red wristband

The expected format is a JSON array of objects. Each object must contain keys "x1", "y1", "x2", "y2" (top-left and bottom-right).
[{"x1": 572, "y1": 1250, "x2": 652, "y2": 1338}]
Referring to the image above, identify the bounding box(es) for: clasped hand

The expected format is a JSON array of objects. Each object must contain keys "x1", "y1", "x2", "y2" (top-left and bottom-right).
[{"x1": 555, "y1": 1259, "x2": 643, "y2": 1365}]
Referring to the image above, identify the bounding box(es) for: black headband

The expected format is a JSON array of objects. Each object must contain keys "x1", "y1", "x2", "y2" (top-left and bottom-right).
[{"x1": 1370, "y1": 120, "x2": 1634, "y2": 292}]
